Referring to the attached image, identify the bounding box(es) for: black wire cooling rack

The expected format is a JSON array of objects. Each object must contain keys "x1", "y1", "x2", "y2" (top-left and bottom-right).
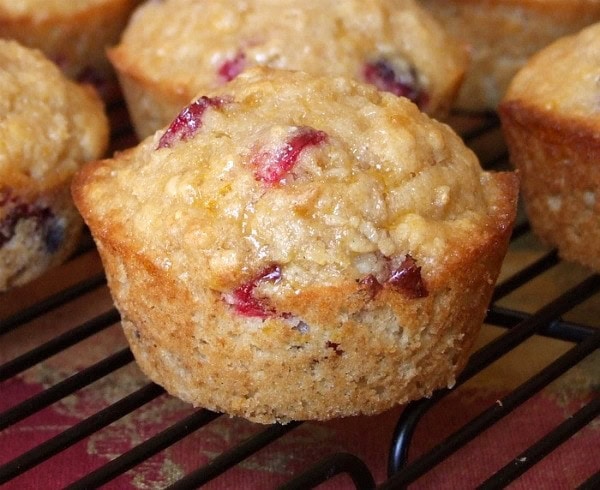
[{"x1": 0, "y1": 104, "x2": 598, "y2": 489}]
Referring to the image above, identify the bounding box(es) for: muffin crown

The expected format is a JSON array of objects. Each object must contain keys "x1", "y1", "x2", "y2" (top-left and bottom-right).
[
  {"x1": 76, "y1": 69, "x2": 510, "y2": 293},
  {"x1": 504, "y1": 21, "x2": 600, "y2": 120},
  {"x1": 0, "y1": 39, "x2": 108, "y2": 188},
  {"x1": 110, "y1": 0, "x2": 467, "y2": 130}
]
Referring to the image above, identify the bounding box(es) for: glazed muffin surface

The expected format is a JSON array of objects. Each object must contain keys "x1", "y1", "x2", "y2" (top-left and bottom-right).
[
  {"x1": 500, "y1": 22, "x2": 600, "y2": 271},
  {"x1": 0, "y1": 40, "x2": 108, "y2": 290},
  {"x1": 110, "y1": 0, "x2": 467, "y2": 137},
  {"x1": 74, "y1": 69, "x2": 518, "y2": 423}
]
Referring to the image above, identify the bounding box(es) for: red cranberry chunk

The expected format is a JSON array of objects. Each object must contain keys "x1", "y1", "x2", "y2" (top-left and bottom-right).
[
  {"x1": 252, "y1": 127, "x2": 328, "y2": 184},
  {"x1": 226, "y1": 264, "x2": 282, "y2": 318},
  {"x1": 157, "y1": 96, "x2": 225, "y2": 149},
  {"x1": 387, "y1": 254, "x2": 428, "y2": 299},
  {"x1": 363, "y1": 58, "x2": 427, "y2": 108},
  {"x1": 326, "y1": 340, "x2": 344, "y2": 356},
  {"x1": 359, "y1": 274, "x2": 383, "y2": 300},
  {"x1": 358, "y1": 254, "x2": 428, "y2": 299},
  {"x1": 218, "y1": 51, "x2": 246, "y2": 82}
]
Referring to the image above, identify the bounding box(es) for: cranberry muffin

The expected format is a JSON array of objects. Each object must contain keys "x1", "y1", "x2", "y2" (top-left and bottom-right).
[
  {"x1": 420, "y1": 0, "x2": 600, "y2": 111},
  {"x1": 0, "y1": 0, "x2": 142, "y2": 101},
  {"x1": 0, "y1": 40, "x2": 109, "y2": 291},
  {"x1": 109, "y1": 0, "x2": 468, "y2": 138},
  {"x1": 500, "y1": 22, "x2": 600, "y2": 272},
  {"x1": 73, "y1": 68, "x2": 518, "y2": 423}
]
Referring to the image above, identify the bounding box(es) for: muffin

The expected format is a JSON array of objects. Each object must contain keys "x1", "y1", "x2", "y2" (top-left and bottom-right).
[
  {"x1": 0, "y1": 40, "x2": 109, "y2": 291},
  {"x1": 73, "y1": 68, "x2": 518, "y2": 423},
  {"x1": 0, "y1": 0, "x2": 143, "y2": 101},
  {"x1": 109, "y1": 0, "x2": 468, "y2": 139},
  {"x1": 420, "y1": 0, "x2": 600, "y2": 111},
  {"x1": 500, "y1": 23, "x2": 600, "y2": 272}
]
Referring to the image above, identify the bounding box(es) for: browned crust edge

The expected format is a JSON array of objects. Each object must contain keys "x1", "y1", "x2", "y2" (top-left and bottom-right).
[{"x1": 499, "y1": 98, "x2": 600, "y2": 271}]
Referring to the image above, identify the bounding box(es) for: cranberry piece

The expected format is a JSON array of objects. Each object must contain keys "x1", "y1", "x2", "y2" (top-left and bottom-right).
[
  {"x1": 363, "y1": 58, "x2": 428, "y2": 108},
  {"x1": 359, "y1": 274, "x2": 383, "y2": 300},
  {"x1": 225, "y1": 264, "x2": 282, "y2": 318},
  {"x1": 357, "y1": 254, "x2": 428, "y2": 299},
  {"x1": 0, "y1": 188, "x2": 60, "y2": 252},
  {"x1": 252, "y1": 127, "x2": 328, "y2": 184},
  {"x1": 218, "y1": 51, "x2": 246, "y2": 82},
  {"x1": 326, "y1": 340, "x2": 344, "y2": 356},
  {"x1": 157, "y1": 96, "x2": 226, "y2": 149},
  {"x1": 387, "y1": 254, "x2": 428, "y2": 299}
]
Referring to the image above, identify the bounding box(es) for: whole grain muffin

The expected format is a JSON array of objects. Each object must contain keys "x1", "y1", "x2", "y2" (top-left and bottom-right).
[
  {"x1": 109, "y1": 0, "x2": 468, "y2": 139},
  {"x1": 0, "y1": 40, "x2": 109, "y2": 291},
  {"x1": 420, "y1": 0, "x2": 600, "y2": 111},
  {"x1": 73, "y1": 68, "x2": 518, "y2": 423},
  {"x1": 500, "y1": 23, "x2": 600, "y2": 272},
  {"x1": 0, "y1": 0, "x2": 142, "y2": 101}
]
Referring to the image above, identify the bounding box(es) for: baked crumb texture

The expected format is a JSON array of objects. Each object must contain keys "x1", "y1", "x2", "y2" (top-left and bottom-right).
[
  {"x1": 74, "y1": 69, "x2": 518, "y2": 423},
  {"x1": 109, "y1": 0, "x2": 468, "y2": 138},
  {"x1": 500, "y1": 22, "x2": 600, "y2": 272},
  {"x1": 0, "y1": 39, "x2": 109, "y2": 290},
  {"x1": 421, "y1": 0, "x2": 600, "y2": 111},
  {"x1": 0, "y1": 0, "x2": 143, "y2": 101}
]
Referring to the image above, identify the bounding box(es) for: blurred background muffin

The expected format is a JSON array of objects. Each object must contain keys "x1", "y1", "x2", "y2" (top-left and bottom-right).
[
  {"x1": 0, "y1": 0, "x2": 143, "y2": 101},
  {"x1": 500, "y1": 22, "x2": 600, "y2": 272},
  {"x1": 420, "y1": 0, "x2": 600, "y2": 111},
  {"x1": 0, "y1": 40, "x2": 109, "y2": 291},
  {"x1": 109, "y1": 0, "x2": 468, "y2": 138}
]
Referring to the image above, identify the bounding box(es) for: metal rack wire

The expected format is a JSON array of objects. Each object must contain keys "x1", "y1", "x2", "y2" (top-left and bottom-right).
[{"x1": 0, "y1": 105, "x2": 598, "y2": 489}]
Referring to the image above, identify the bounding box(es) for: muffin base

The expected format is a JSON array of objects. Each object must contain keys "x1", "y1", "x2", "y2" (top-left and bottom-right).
[
  {"x1": 83, "y1": 171, "x2": 518, "y2": 423},
  {"x1": 0, "y1": 183, "x2": 83, "y2": 291},
  {"x1": 500, "y1": 100, "x2": 600, "y2": 271}
]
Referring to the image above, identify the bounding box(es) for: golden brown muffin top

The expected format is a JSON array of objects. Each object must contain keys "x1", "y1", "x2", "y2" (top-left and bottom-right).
[
  {"x1": 111, "y1": 0, "x2": 467, "y2": 117},
  {"x1": 0, "y1": 40, "x2": 109, "y2": 189},
  {"x1": 74, "y1": 68, "x2": 515, "y2": 295},
  {"x1": 504, "y1": 21, "x2": 600, "y2": 119}
]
